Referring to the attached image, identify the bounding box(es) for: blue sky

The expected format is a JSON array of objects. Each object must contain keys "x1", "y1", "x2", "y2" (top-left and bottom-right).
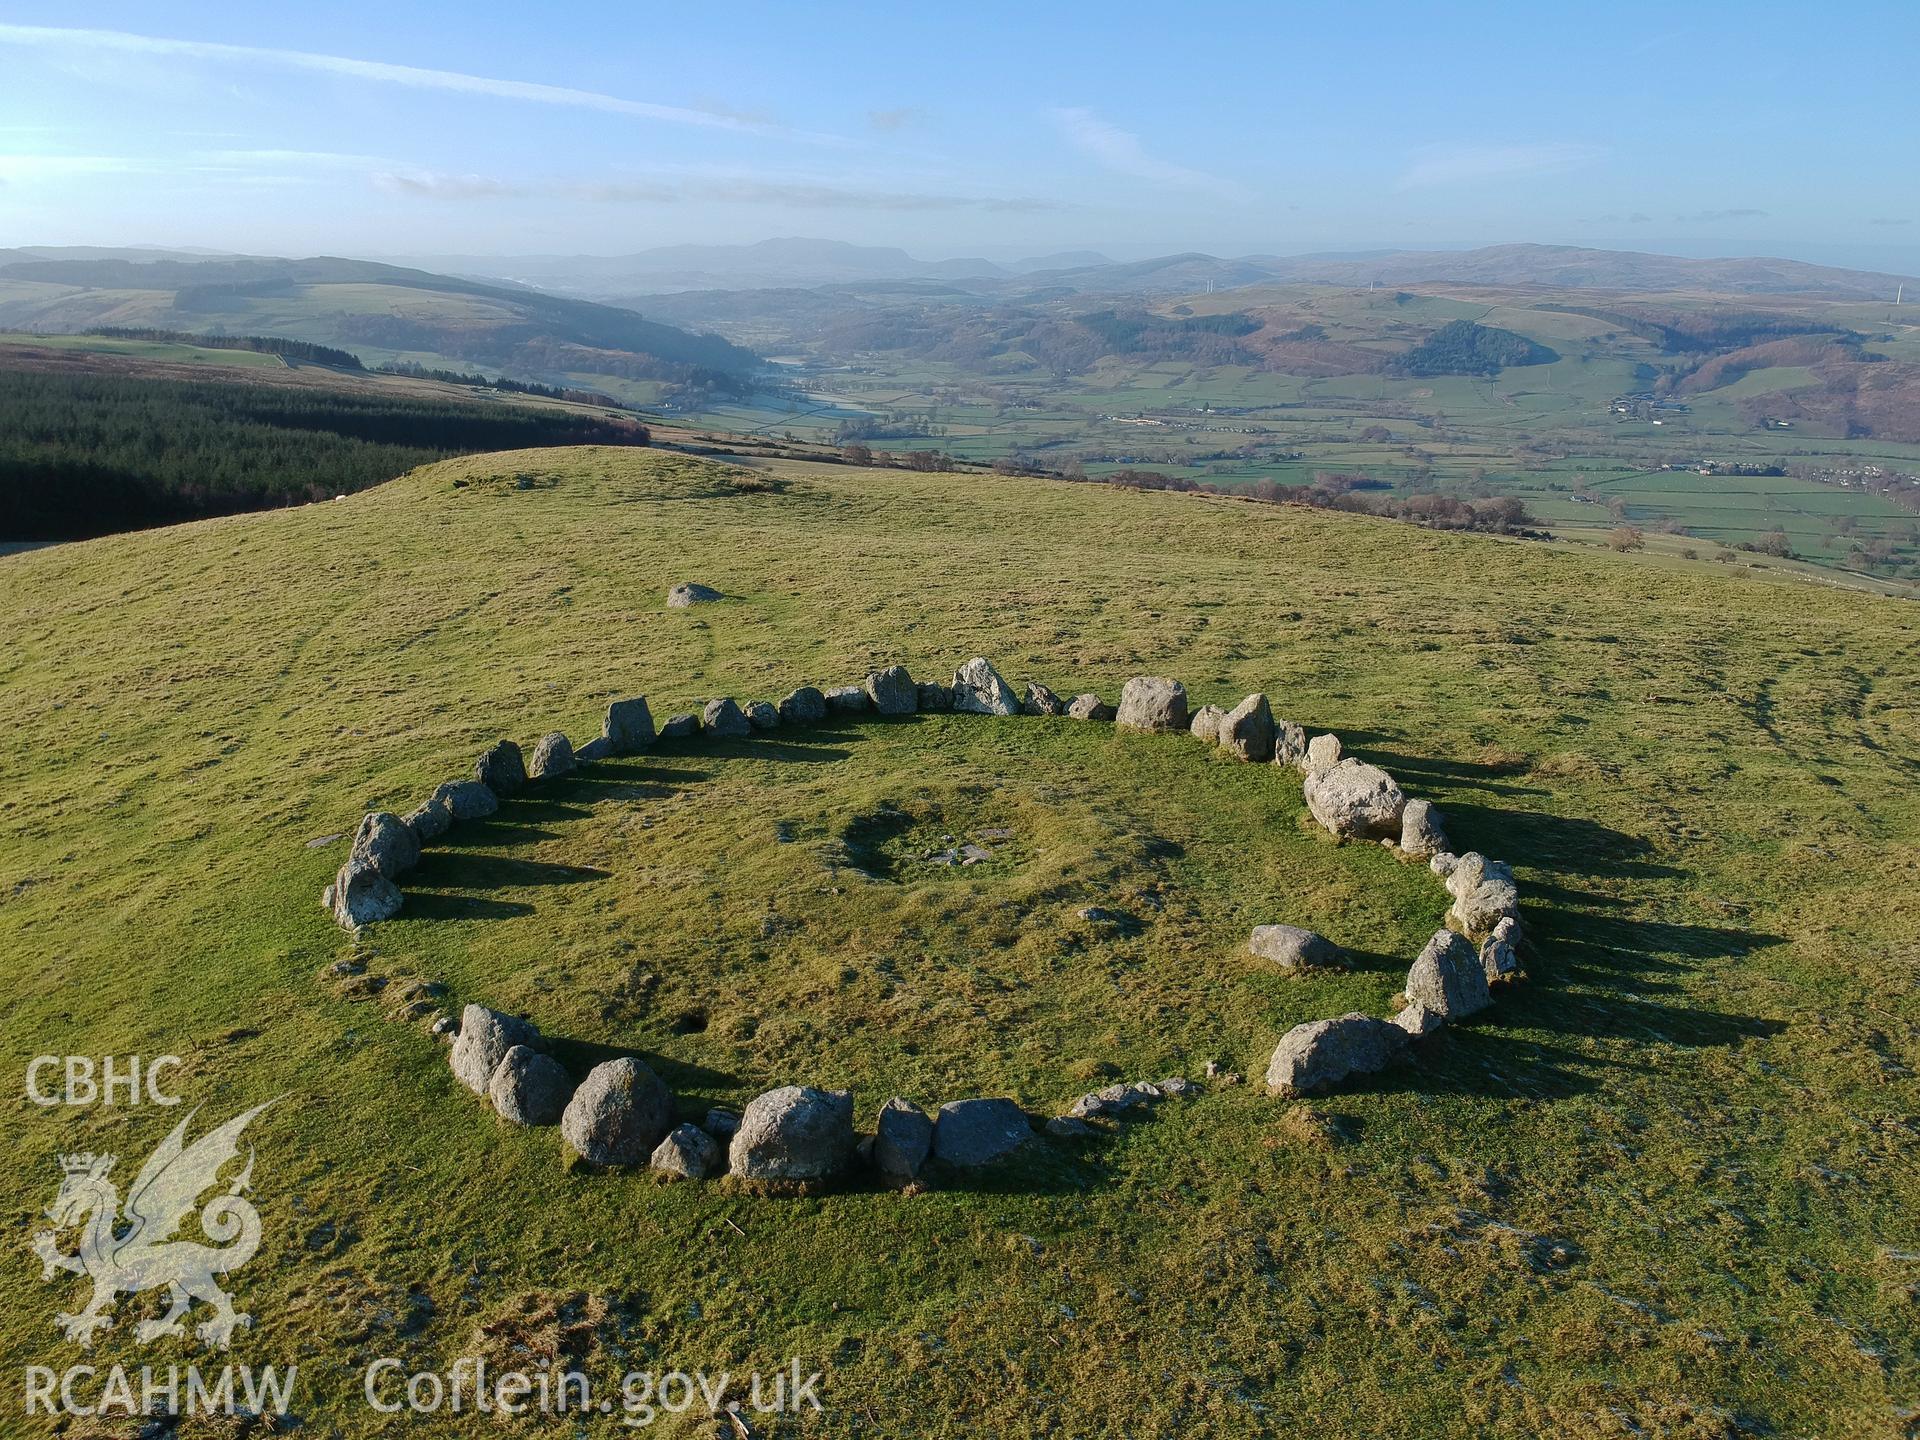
[{"x1": 1, "y1": 1, "x2": 1915, "y2": 271}]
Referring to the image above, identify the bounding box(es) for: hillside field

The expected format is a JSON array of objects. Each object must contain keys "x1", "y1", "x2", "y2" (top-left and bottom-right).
[{"x1": 3, "y1": 449, "x2": 1917, "y2": 1437}]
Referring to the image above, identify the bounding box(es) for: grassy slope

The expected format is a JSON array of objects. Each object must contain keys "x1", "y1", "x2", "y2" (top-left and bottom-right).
[{"x1": 2, "y1": 449, "x2": 1917, "y2": 1437}]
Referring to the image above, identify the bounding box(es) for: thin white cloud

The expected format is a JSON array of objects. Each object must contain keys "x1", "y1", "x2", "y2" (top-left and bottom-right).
[
  {"x1": 1048, "y1": 107, "x2": 1242, "y2": 197},
  {"x1": 374, "y1": 168, "x2": 1065, "y2": 213},
  {"x1": 1397, "y1": 142, "x2": 1605, "y2": 189},
  {"x1": 0, "y1": 154, "x2": 142, "y2": 180},
  {"x1": 0, "y1": 24, "x2": 845, "y2": 145}
]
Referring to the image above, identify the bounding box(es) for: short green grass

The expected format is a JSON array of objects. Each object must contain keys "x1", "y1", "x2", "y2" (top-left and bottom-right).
[{"x1": 2, "y1": 448, "x2": 1916, "y2": 1437}]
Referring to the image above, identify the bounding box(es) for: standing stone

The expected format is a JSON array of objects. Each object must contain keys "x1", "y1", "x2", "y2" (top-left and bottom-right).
[
  {"x1": 744, "y1": 700, "x2": 780, "y2": 730},
  {"x1": 865, "y1": 665, "x2": 917, "y2": 715},
  {"x1": 650, "y1": 1123, "x2": 720, "y2": 1180},
  {"x1": 489, "y1": 1045, "x2": 571, "y2": 1125},
  {"x1": 1248, "y1": 924, "x2": 1339, "y2": 971},
  {"x1": 1303, "y1": 759, "x2": 1407, "y2": 841},
  {"x1": 1219, "y1": 694, "x2": 1276, "y2": 762},
  {"x1": 560, "y1": 1057, "x2": 676, "y2": 1166},
  {"x1": 1264, "y1": 1013, "x2": 1408, "y2": 1097},
  {"x1": 1067, "y1": 693, "x2": 1114, "y2": 721},
  {"x1": 872, "y1": 1097, "x2": 934, "y2": 1185},
  {"x1": 1480, "y1": 915, "x2": 1522, "y2": 981},
  {"x1": 703, "y1": 1108, "x2": 741, "y2": 1141},
  {"x1": 449, "y1": 1005, "x2": 542, "y2": 1095},
  {"x1": 1303, "y1": 733, "x2": 1343, "y2": 774},
  {"x1": 433, "y1": 779, "x2": 499, "y2": 820},
  {"x1": 1394, "y1": 1001, "x2": 1446, "y2": 1038},
  {"x1": 330, "y1": 859, "x2": 402, "y2": 928},
  {"x1": 403, "y1": 796, "x2": 451, "y2": 843},
  {"x1": 1271, "y1": 720, "x2": 1308, "y2": 768},
  {"x1": 1445, "y1": 853, "x2": 1520, "y2": 938},
  {"x1": 952, "y1": 658, "x2": 1019, "y2": 716},
  {"x1": 1022, "y1": 682, "x2": 1067, "y2": 717},
  {"x1": 1189, "y1": 705, "x2": 1227, "y2": 743},
  {"x1": 932, "y1": 1098, "x2": 1033, "y2": 1167},
  {"x1": 604, "y1": 696, "x2": 656, "y2": 754},
  {"x1": 666, "y1": 582, "x2": 723, "y2": 607},
  {"x1": 660, "y1": 712, "x2": 701, "y2": 739},
  {"x1": 350, "y1": 811, "x2": 420, "y2": 878},
  {"x1": 825, "y1": 685, "x2": 870, "y2": 715},
  {"x1": 729, "y1": 1086, "x2": 855, "y2": 1183},
  {"x1": 1429, "y1": 851, "x2": 1460, "y2": 878},
  {"x1": 916, "y1": 681, "x2": 955, "y2": 712},
  {"x1": 575, "y1": 736, "x2": 613, "y2": 762},
  {"x1": 475, "y1": 740, "x2": 526, "y2": 796},
  {"x1": 528, "y1": 732, "x2": 575, "y2": 780},
  {"x1": 1116, "y1": 677, "x2": 1188, "y2": 733},
  {"x1": 1400, "y1": 799, "x2": 1447, "y2": 857},
  {"x1": 1404, "y1": 929, "x2": 1493, "y2": 1020},
  {"x1": 778, "y1": 686, "x2": 828, "y2": 725},
  {"x1": 702, "y1": 697, "x2": 751, "y2": 738}
]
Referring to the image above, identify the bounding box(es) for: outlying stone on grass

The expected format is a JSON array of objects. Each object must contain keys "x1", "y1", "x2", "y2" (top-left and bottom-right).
[
  {"x1": 1189, "y1": 704, "x2": 1226, "y2": 743},
  {"x1": 604, "y1": 696, "x2": 655, "y2": 753},
  {"x1": 329, "y1": 859, "x2": 402, "y2": 928},
  {"x1": 651, "y1": 1123, "x2": 721, "y2": 1180},
  {"x1": 952, "y1": 657, "x2": 1019, "y2": 716},
  {"x1": 1264, "y1": 1013, "x2": 1408, "y2": 1098},
  {"x1": 351, "y1": 811, "x2": 420, "y2": 878},
  {"x1": 1116, "y1": 676, "x2": 1188, "y2": 733},
  {"x1": 873, "y1": 1096, "x2": 934, "y2": 1185},
  {"x1": 528, "y1": 731, "x2": 574, "y2": 779},
  {"x1": 702, "y1": 697, "x2": 751, "y2": 738},
  {"x1": 932, "y1": 1098, "x2": 1033, "y2": 1168},
  {"x1": 667, "y1": 582, "x2": 723, "y2": 607},
  {"x1": 778, "y1": 686, "x2": 827, "y2": 725},
  {"x1": 450, "y1": 1004, "x2": 542, "y2": 1095},
  {"x1": 1403, "y1": 929, "x2": 1492, "y2": 1021},
  {"x1": 1219, "y1": 694, "x2": 1276, "y2": 762},
  {"x1": 561, "y1": 1056, "x2": 676, "y2": 1167},
  {"x1": 489, "y1": 1044, "x2": 571, "y2": 1125},
  {"x1": 730, "y1": 1085, "x2": 855, "y2": 1183},
  {"x1": 1400, "y1": 798, "x2": 1447, "y2": 857},
  {"x1": 866, "y1": 665, "x2": 917, "y2": 715},
  {"x1": 1248, "y1": 923, "x2": 1339, "y2": 971},
  {"x1": 1303, "y1": 759, "x2": 1407, "y2": 841},
  {"x1": 476, "y1": 740, "x2": 526, "y2": 796},
  {"x1": 1066, "y1": 692, "x2": 1114, "y2": 721}
]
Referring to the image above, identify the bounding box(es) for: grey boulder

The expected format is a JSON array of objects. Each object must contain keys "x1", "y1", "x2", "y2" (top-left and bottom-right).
[
  {"x1": 660, "y1": 712, "x2": 701, "y2": 739},
  {"x1": 1303, "y1": 733, "x2": 1343, "y2": 773},
  {"x1": 952, "y1": 657, "x2": 1019, "y2": 716},
  {"x1": 1480, "y1": 915, "x2": 1522, "y2": 981},
  {"x1": 1219, "y1": 694, "x2": 1276, "y2": 763},
  {"x1": 1404, "y1": 928, "x2": 1493, "y2": 1021},
  {"x1": 667, "y1": 582, "x2": 723, "y2": 607},
  {"x1": 1400, "y1": 799, "x2": 1447, "y2": 857},
  {"x1": 560, "y1": 1056, "x2": 676, "y2": 1167},
  {"x1": 1022, "y1": 682, "x2": 1067, "y2": 717},
  {"x1": 574, "y1": 735, "x2": 614, "y2": 763},
  {"x1": 330, "y1": 859, "x2": 402, "y2": 928},
  {"x1": 865, "y1": 665, "x2": 917, "y2": 715},
  {"x1": 872, "y1": 1096, "x2": 934, "y2": 1185},
  {"x1": 604, "y1": 696, "x2": 656, "y2": 753},
  {"x1": 1265, "y1": 1013, "x2": 1408, "y2": 1098},
  {"x1": 650, "y1": 1123, "x2": 720, "y2": 1180},
  {"x1": 916, "y1": 681, "x2": 955, "y2": 712},
  {"x1": 1445, "y1": 853, "x2": 1520, "y2": 938},
  {"x1": 350, "y1": 811, "x2": 420, "y2": 878},
  {"x1": 729, "y1": 1085, "x2": 855, "y2": 1183},
  {"x1": 1189, "y1": 704, "x2": 1226, "y2": 743},
  {"x1": 1271, "y1": 720, "x2": 1308, "y2": 768},
  {"x1": 744, "y1": 700, "x2": 780, "y2": 730},
  {"x1": 1067, "y1": 693, "x2": 1114, "y2": 721},
  {"x1": 1303, "y1": 759, "x2": 1407, "y2": 841},
  {"x1": 433, "y1": 778, "x2": 499, "y2": 820},
  {"x1": 932, "y1": 1098, "x2": 1033, "y2": 1168},
  {"x1": 778, "y1": 686, "x2": 828, "y2": 725},
  {"x1": 449, "y1": 1004, "x2": 542, "y2": 1096},
  {"x1": 1116, "y1": 676, "x2": 1188, "y2": 733},
  {"x1": 1394, "y1": 1001, "x2": 1446, "y2": 1038},
  {"x1": 528, "y1": 732, "x2": 574, "y2": 780},
  {"x1": 403, "y1": 796, "x2": 451, "y2": 842},
  {"x1": 702, "y1": 697, "x2": 751, "y2": 738},
  {"x1": 489, "y1": 1045, "x2": 571, "y2": 1126},
  {"x1": 1248, "y1": 923, "x2": 1339, "y2": 971},
  {"x1": 475, "y1": 740, "x2": 525, "y2": 796},
  {"x1": 825, "y1": 684, "x2": 870, "y2": 714}
]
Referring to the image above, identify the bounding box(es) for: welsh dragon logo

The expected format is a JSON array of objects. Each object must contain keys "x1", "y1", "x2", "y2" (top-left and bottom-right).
[{"x1": 30, "y1": 1101, "x2": 274, "y2": 1349}]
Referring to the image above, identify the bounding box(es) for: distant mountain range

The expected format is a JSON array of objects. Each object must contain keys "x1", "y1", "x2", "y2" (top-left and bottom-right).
[{"x1": 398, "y1": 238, "x2": 1915, "y2": 304}]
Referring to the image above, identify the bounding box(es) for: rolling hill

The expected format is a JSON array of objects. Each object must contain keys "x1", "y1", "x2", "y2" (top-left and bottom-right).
[{"x1": 2, "y1": 446, "x2": 1914, "y2": 1436}]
